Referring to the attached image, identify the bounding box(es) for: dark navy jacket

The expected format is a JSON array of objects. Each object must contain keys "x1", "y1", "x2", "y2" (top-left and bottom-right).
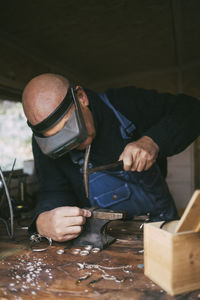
[{"x1": 29, "y1": 86, "x2": 200, "y2": 233}]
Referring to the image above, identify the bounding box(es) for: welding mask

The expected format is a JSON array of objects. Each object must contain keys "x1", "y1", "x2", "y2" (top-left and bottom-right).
[{"x1": 27, "y1": 87, "x2": 88, "y2": 158}]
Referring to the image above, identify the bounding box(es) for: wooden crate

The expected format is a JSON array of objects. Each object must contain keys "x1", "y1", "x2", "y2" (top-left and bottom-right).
[{"x1": 144, "y1": 221, "x2": 200, "y2": 296}]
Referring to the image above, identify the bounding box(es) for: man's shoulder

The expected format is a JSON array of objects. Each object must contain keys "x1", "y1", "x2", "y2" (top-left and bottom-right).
[{"x1": 105, "y1": 86, "x2": 159, "y2": 107}]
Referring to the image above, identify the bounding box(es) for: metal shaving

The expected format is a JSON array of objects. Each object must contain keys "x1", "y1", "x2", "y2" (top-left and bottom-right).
[
  {"x1": 76, "y1": 272, "x2": 92, "y2": 285},
  {"x1": 76, "y1": 262, "x2": 133, "y2": 283},
  {"x1": 77, "y1": 262, "x2": 132, "y2": 271},
  {"x1": 0, "y1": 254, "x2": 54, "y2": 296}
]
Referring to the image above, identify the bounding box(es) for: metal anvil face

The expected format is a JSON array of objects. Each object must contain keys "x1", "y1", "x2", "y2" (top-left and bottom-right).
[{"x1": 71, "y1": 208, "x2": 125, "y2": 250}]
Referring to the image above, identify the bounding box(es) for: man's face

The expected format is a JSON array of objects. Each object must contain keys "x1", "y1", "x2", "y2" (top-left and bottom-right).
[{"x1": 43, "y1": 88, "x2": 96, "y2": 150}]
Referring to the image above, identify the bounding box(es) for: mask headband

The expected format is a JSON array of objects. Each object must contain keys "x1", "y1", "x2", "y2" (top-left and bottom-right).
[
  {"x1": 27, "y1": 87, "x2": 74, "y2": 135},
  {"x1": 33, "y1": 87, "x2": 88, "y2": 158}
]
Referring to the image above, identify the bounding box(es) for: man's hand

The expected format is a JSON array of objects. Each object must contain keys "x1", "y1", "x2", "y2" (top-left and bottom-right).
[
  {"x1": 36, "y1": 206, "x2": 91, "y2": 242},
  {"x1": 119, "y1": 136, "x2": 159, "y2": 172}
]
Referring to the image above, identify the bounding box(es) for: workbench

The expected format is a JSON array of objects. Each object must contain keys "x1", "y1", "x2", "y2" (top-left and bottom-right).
[{"x1": 0, "y1": 219, "x2": 200, "y2": 299}]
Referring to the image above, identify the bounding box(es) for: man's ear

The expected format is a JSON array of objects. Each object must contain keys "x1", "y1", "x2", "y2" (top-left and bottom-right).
[{"x1": 75, "y1": 86, "x2": 89, "y2": 106}]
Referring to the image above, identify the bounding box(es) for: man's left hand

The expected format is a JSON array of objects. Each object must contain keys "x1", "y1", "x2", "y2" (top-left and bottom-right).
[{"x1": 119, "y1": 136, "x2": 159, "y2": 172}]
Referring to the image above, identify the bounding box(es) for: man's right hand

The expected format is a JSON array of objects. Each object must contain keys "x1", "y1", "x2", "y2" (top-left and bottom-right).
[{"x1": 36, "y1": 206, "x2": 91, "y2": 242}]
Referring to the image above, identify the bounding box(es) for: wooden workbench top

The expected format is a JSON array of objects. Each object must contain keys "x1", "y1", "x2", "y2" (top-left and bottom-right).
[{"x1": 0, "y1": 219, "x2": 199, "y2": 299}]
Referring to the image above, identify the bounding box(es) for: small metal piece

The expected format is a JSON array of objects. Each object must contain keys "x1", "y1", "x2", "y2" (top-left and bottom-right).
[
  {"x1": 92, "y1": 210, "x2": 124, "y2": 220},
  {"x1": 91, "y1": 247, "x2": 100, "y2": 253},
  {"x1": 71, "y1": 248, "x2": 81, "y2": 255},
  {"x1": 30, "y1": 234, "x2": 52, "y2": 252},
  {"x1": 139, "y1": 223, "x2": 144, "y2": 230},
  {"x1": 139, "y1": 216, "x2": 151, "y2": 230},
  {"x1": 19, "y1": 226, "x2": 29, "y2": 230},
  {"x1": 138, "y1": 249, "x2": 144, "y2": 254},
  {"x1": 76, "y1": 272, "x2": 92, "y2": 285},
  {"x1": 56, "y1": 249, "x2": 64, "y2": 255},
  {"x1": 102, "y1": 274, "x2": 117, "y2": 281},
  {"x1": 84, "y1": 245, "x2": 93, "y2": 251},
  {"x1": 80, "y1": 250, "x2": 90, "y2": 256}
]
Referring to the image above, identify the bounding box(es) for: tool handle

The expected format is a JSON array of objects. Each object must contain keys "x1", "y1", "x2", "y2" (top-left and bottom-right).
[{"x1": 88, "y1": 160, "x2": 123, "y2": 174}]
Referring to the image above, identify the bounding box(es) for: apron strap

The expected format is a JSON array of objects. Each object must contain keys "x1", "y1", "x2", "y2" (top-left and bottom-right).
[{"x1": 98, "y1": 93, "x2": 136, "y2": 139}]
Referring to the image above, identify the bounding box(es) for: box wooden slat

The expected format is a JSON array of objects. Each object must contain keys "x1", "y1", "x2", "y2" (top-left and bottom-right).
[{"x1": 144, "y1": 221, "x2": 200, "y2": 296}]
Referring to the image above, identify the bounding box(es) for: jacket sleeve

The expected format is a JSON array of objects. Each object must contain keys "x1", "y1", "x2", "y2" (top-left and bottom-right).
[
  {"x1": 108, "y1": 87, "x2": 200, "y2": 158},
  {"x1": 28, "y1": 137, "x2": 78, "y2": 234},
  {"x1": 143, "y1": 93, "x2": 200, "y2": 157}
]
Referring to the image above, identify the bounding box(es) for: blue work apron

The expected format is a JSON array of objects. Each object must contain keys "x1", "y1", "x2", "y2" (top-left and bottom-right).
[{"x1": 71, "y1": 93, "x2": 178, "y2": 221}]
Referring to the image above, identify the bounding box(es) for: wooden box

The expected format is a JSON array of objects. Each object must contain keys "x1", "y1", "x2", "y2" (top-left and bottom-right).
[{"x1": 144, "y1": 220, "x2": 200, "y2": 296}]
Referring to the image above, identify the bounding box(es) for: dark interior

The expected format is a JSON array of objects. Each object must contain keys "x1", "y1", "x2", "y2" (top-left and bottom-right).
[{"x1": 0, "y1": 0, "x2": 200, "y2": 101}]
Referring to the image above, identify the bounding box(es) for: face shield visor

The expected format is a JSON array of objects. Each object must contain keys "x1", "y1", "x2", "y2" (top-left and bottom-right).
[{"x1": 27, "y1": 87, "x2": 88, "y2": 159}]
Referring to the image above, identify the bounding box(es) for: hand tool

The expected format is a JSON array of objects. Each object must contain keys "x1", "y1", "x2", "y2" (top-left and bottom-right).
[
  {"x1": 78, "y1": 146, "x2": 125, "y2": 249},
  {"x1": 83, "y1": 144, "x2": 123, "y2": 198}
]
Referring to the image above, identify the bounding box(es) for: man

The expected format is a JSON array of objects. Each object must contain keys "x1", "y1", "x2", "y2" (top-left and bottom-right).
[{"x1": 22, "y1": 73, "x2": 200, "y2": 242}]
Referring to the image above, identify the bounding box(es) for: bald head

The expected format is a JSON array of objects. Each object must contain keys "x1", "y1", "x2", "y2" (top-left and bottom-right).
[{"x1": 22, "y1": 73, "x2": 70, "y2": 125}]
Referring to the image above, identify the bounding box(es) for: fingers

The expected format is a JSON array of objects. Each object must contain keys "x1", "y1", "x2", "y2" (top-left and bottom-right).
[
  {"x1": 144, "y1": 158, "x2": 156, "y2": 171},
  {"x1": 82, "y1": 209, "x2": 92, "y2": 218},
  {"x1": 64, "y1": 225, "x2": 82, "y2": 235},
  {"x1": 63, "y1": 234, "x2": 79, "y2": 241},
  {"x1": 36, "y1": 206, "x2": 92, "y2": 243},
  {"x1": 119, "y1": 136, "x2": 159, "y2": 172},
  {"x1": 51, "y1": 220, "x2": 84, "y2": 241},
  {"x1": 131, "y1": 156, "x2": 144, "y2": 172},
  {"x1": 130, "y1": 151, "x2": 150, "y2": 172},
  {"x1": 56, "y1": 232, "x2": 81, "y2": 242},
  {"x1": 121, "y1": 152, "x2": 133, "y2": 171},
  {"x1": 65, "y1": 215, "x2": 86, "y2": 227},
  {"x1": 60, "y1": 206, "x2": 91, "y2": 218},
  {"x1": 120, "y1": 144, "x2": 140, "y2": 171},
  {"x1": 53, "y1": 233, "x2": 80, "y2": 242},
  {"x1": 122, "y1": 149, "x2": 153, "y2": 172},
  {"x1": 54, "y1": 225, "x2": 83, "y2": 241}
]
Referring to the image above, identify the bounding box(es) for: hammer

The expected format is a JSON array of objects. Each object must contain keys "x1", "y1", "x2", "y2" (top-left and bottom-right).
[
  {"x1": 72, "y1": 146, "x2": 125, "y2": 249},
  {"x1": 83, "y1": 145, "x2": 123, "y2": 198}
]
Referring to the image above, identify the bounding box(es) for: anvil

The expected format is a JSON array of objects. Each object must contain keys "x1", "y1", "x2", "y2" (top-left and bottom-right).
[
  {"x1": 72, "y1": 207, "x2": 125, "y2": 249},
  {"x1": 71, "y1": 146, "x2": 126, "y2": 249}
]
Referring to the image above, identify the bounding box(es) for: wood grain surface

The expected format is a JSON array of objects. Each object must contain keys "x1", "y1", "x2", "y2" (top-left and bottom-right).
[
  {"x1": 175, "y1": 190, "x2": 200, "y2": 233},
  {"x1": 0, "y1": 218, "x2": 200, "y2": 299}
]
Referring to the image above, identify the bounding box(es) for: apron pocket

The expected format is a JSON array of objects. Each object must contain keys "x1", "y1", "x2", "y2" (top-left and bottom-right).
[{"x1": 94, "y1": 183, "x2": 131, "y2": 208}]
